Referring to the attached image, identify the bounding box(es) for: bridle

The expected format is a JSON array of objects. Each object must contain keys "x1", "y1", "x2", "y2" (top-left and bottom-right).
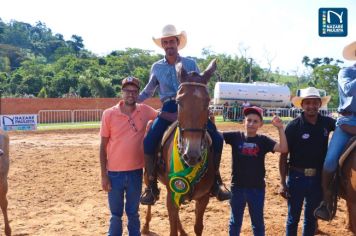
[{"x1": 176, "y1": 82, "x2": 209, "y2": 155}]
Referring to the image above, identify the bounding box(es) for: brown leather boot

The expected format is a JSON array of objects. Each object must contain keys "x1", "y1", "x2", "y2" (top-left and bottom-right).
[
  {"x1": 211, "y1": 153, "x2": 231, "y2": 201},
  {"x1": 314, "y1": 170, "x2": 335, "y2": 221},
  {"x1": 140, "y1": 154, "x2": 160, "y2": 205}
]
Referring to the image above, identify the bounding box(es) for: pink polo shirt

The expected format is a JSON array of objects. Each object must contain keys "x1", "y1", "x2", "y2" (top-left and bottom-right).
[{"x1": 100, "y1": 101, "x2": 158, "y2": 171}]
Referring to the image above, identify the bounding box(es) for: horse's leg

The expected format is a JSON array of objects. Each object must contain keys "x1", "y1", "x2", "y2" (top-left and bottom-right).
[
  {"x1": 166, "y1": 193, "x2": 179, "y2": 236},
  {"x1": 141, "y1": 205, "x2": 151, "y2": 235},
  {"x1": 177, "y1": 214, "x2": 188, "y2": 236},
  {"x1": 346, "y1": 201, "x2": 356, "y2": 234},
  {"x1": 0, "y1": 180, "x2": 11, "y2": 236},
  {"x1": 194, "y1": 195, "x2": 210, "y2": 236}
]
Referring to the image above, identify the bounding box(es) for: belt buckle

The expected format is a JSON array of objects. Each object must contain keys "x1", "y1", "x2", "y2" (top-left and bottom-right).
[
  {"x1": 304, "y1": 168, "x2": 316, "y2": 176},
  {"x1": 163, "y1": 97, "x2": 174, "y2": 103}
]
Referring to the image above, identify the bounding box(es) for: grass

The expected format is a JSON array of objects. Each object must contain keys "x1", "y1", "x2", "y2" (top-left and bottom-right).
[
  {"x1": 35, "y1": 116, "x2": 294, "y2": 131},
  {"x1": 38, "y1": 121, "x2": 100, "y2": 130},
  {"x1": 214, "y1": 115, "x2": 293, "y2": 124}
]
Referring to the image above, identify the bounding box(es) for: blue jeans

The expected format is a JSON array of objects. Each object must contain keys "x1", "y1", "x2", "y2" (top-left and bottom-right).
[
  {"x1": 286, "y1": 170, "x2": 322, "y2": 236},
  {"x1": 229, "y1": 186, "x2": 265, "y2": 236},
  {"x1": 323, "y1": 115, "x2": 356, "y2": 172},
  {"x1": 144, "y1": 100, "x2": 223, "y2": 156},
  {"x1": 107, "y1": 169, "x2": 143, "y2": 236}
]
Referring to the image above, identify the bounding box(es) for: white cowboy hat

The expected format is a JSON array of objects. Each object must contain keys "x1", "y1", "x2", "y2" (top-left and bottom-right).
[
  {"x1": 291, "y1": 87, "x2": 331, "y2": 109},
  {"x1": 343, "y1": 41, "x2": 356, "y2": 61},
  {"x1": 152, "y1": 24, "x2": 187, "y2": 50}
]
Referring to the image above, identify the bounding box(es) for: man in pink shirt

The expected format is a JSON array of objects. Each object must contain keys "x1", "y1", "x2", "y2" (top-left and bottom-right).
[{"x1": 99, "y1": 77, "x2": 158, "y2": 236}]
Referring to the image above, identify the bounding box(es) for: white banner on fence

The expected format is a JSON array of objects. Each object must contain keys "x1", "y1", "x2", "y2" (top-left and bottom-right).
[{"x1": 0, "y1": 114, "x2": 37, "y2": 131}]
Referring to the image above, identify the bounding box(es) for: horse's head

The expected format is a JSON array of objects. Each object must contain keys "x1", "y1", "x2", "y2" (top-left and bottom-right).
[{"x1": 175, "y1": 59, "x2": 217, "y2": 167}]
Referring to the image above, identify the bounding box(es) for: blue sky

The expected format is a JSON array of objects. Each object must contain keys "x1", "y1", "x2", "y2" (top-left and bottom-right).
[{"x1": 1, "y1": 0, "x2": 355, "y2": 73}]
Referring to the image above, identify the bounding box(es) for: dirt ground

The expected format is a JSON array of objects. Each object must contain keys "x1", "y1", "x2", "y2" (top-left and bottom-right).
[{"x1": 3, "y1": 123, "x2": 354, "y2": 236}]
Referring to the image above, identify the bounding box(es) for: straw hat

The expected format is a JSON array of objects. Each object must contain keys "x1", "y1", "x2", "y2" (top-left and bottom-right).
[
  {"x1": 291, "y1": 87, "x2": 331, "y2": 109},
  {"x1": 152, "y1": 24, "x2": 187, "y2": 50},
  {"x1": 343, "y1": 41, "x2": 356, "y2": 60}
]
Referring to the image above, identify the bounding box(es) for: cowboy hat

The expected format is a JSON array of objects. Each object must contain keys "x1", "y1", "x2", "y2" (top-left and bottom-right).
[
  {"x1": 343, "y1": 41, "x2": 356, "y2": 60},
  {"x1": 152, "y1": 24, "x2": 187, "y2": 50},
  {"x1": 291, "y1": 87, "x2": 331, "y2": 109}
]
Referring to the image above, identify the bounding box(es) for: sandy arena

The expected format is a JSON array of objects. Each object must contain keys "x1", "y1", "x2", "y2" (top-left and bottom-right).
[{"x1": 3, "y1": 123, "x2": 354, "y2": 235}]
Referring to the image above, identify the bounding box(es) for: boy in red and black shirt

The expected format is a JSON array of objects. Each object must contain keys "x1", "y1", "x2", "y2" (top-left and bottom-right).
[{"x1": 223, "y1": 106, "x2": 288, "y2": 236}]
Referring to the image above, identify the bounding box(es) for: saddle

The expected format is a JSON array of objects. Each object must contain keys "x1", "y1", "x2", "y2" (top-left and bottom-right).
[
  {"x1": 339, "y1": 136, "x2": 356, "y2": 168},
  {"x1": 153, "y1": 120, "x2": 179, "y2": 173},
  {"x1": 161, "y1": 120, "x2": 179, "y2": 149}
]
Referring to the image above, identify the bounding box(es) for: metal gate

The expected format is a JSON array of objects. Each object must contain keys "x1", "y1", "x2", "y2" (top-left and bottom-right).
[{"x1": 38, "y1": 109, "x2": 103, "y2": 124}]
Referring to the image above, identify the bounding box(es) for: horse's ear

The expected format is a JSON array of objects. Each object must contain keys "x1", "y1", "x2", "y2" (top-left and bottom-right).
[
  {"x1": 201, "y1": 58, "x2": 217, "y2": 83},
  {"x1": 176, "y1": 62, "x2": 188, "y2": 83}
]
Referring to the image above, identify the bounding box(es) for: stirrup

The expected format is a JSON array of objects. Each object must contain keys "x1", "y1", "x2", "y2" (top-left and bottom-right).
[
  {"x1": 314, "y1": 202, "x2": 332, "y2": 221},
  {"x1": 140, "y1": 187, "x2": 160, "y2": 205}
]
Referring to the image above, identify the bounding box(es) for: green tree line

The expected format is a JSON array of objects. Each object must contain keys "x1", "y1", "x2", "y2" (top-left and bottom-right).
[{"x1": 0, "y1": 19, "x2": 344, "y2": 107}]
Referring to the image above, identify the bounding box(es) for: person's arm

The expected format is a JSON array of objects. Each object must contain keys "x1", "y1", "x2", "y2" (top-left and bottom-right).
[
  {"x1": 279, "y1": 152, "x2": 290, "y2": 199},
  {"x1": 271, "y1": 116, "x2": 288, "y2": 153},
  {"x1": 338, "y1": 68, "x2": 356, "y2": 96},
  {"x1": 137, "y1": 70, "x2": 159, "y2": 103},
  {"x1": 99, "y1": 136, "x2": 111, "y2": 192}
]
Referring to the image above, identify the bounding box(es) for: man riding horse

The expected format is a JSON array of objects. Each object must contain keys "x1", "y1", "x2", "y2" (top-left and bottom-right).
[
  {"x1": 138, "y1": 24, "x2": 230, "y2": 205},
  {"x1": 315, "y1": 41, "x2": 356, "y2": 221}
]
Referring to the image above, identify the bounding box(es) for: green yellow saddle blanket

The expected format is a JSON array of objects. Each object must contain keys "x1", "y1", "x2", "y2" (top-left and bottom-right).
[{"x1": 168, "y1": 128, "x2": 208, "y2": 207}]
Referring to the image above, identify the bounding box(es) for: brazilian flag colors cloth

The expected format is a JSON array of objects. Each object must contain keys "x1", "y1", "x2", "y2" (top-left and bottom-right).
[{"x1": 168, "y1": 128, "x2": 209, "y2": 207}]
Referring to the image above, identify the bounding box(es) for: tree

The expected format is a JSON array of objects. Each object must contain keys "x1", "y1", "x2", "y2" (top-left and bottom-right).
[
  {"x1": 68, "y1": 35, "x2": 84, "y2": 55},
  {"x1": 37, "y1": 86, "x2": 48, "y2": 98},
  {"x1": 301, "y1": 56, "x2": 344, "y2": 108},
  {"x1": 312, "y1": 64, "x2": 340, "y2": 107},
  {"x1": 77, "y1": 84, "x2": 92, "y2": 97}
]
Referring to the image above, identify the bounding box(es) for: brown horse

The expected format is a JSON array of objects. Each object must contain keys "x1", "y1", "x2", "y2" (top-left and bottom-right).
[
  {"x1": 142, "y1": 59, "x2": 217, "y2": 236},
  {"x1": 0, "y1": 129, "x2": 11, "y2": 236},
  {"x1": 339, "y1": 136, "x2": 356, "y2": 234}
]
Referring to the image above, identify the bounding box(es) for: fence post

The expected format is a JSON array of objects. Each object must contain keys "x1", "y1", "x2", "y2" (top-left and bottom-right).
[{"x1": 71, "y1": 110, "x2": 74, "y2": 124}]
